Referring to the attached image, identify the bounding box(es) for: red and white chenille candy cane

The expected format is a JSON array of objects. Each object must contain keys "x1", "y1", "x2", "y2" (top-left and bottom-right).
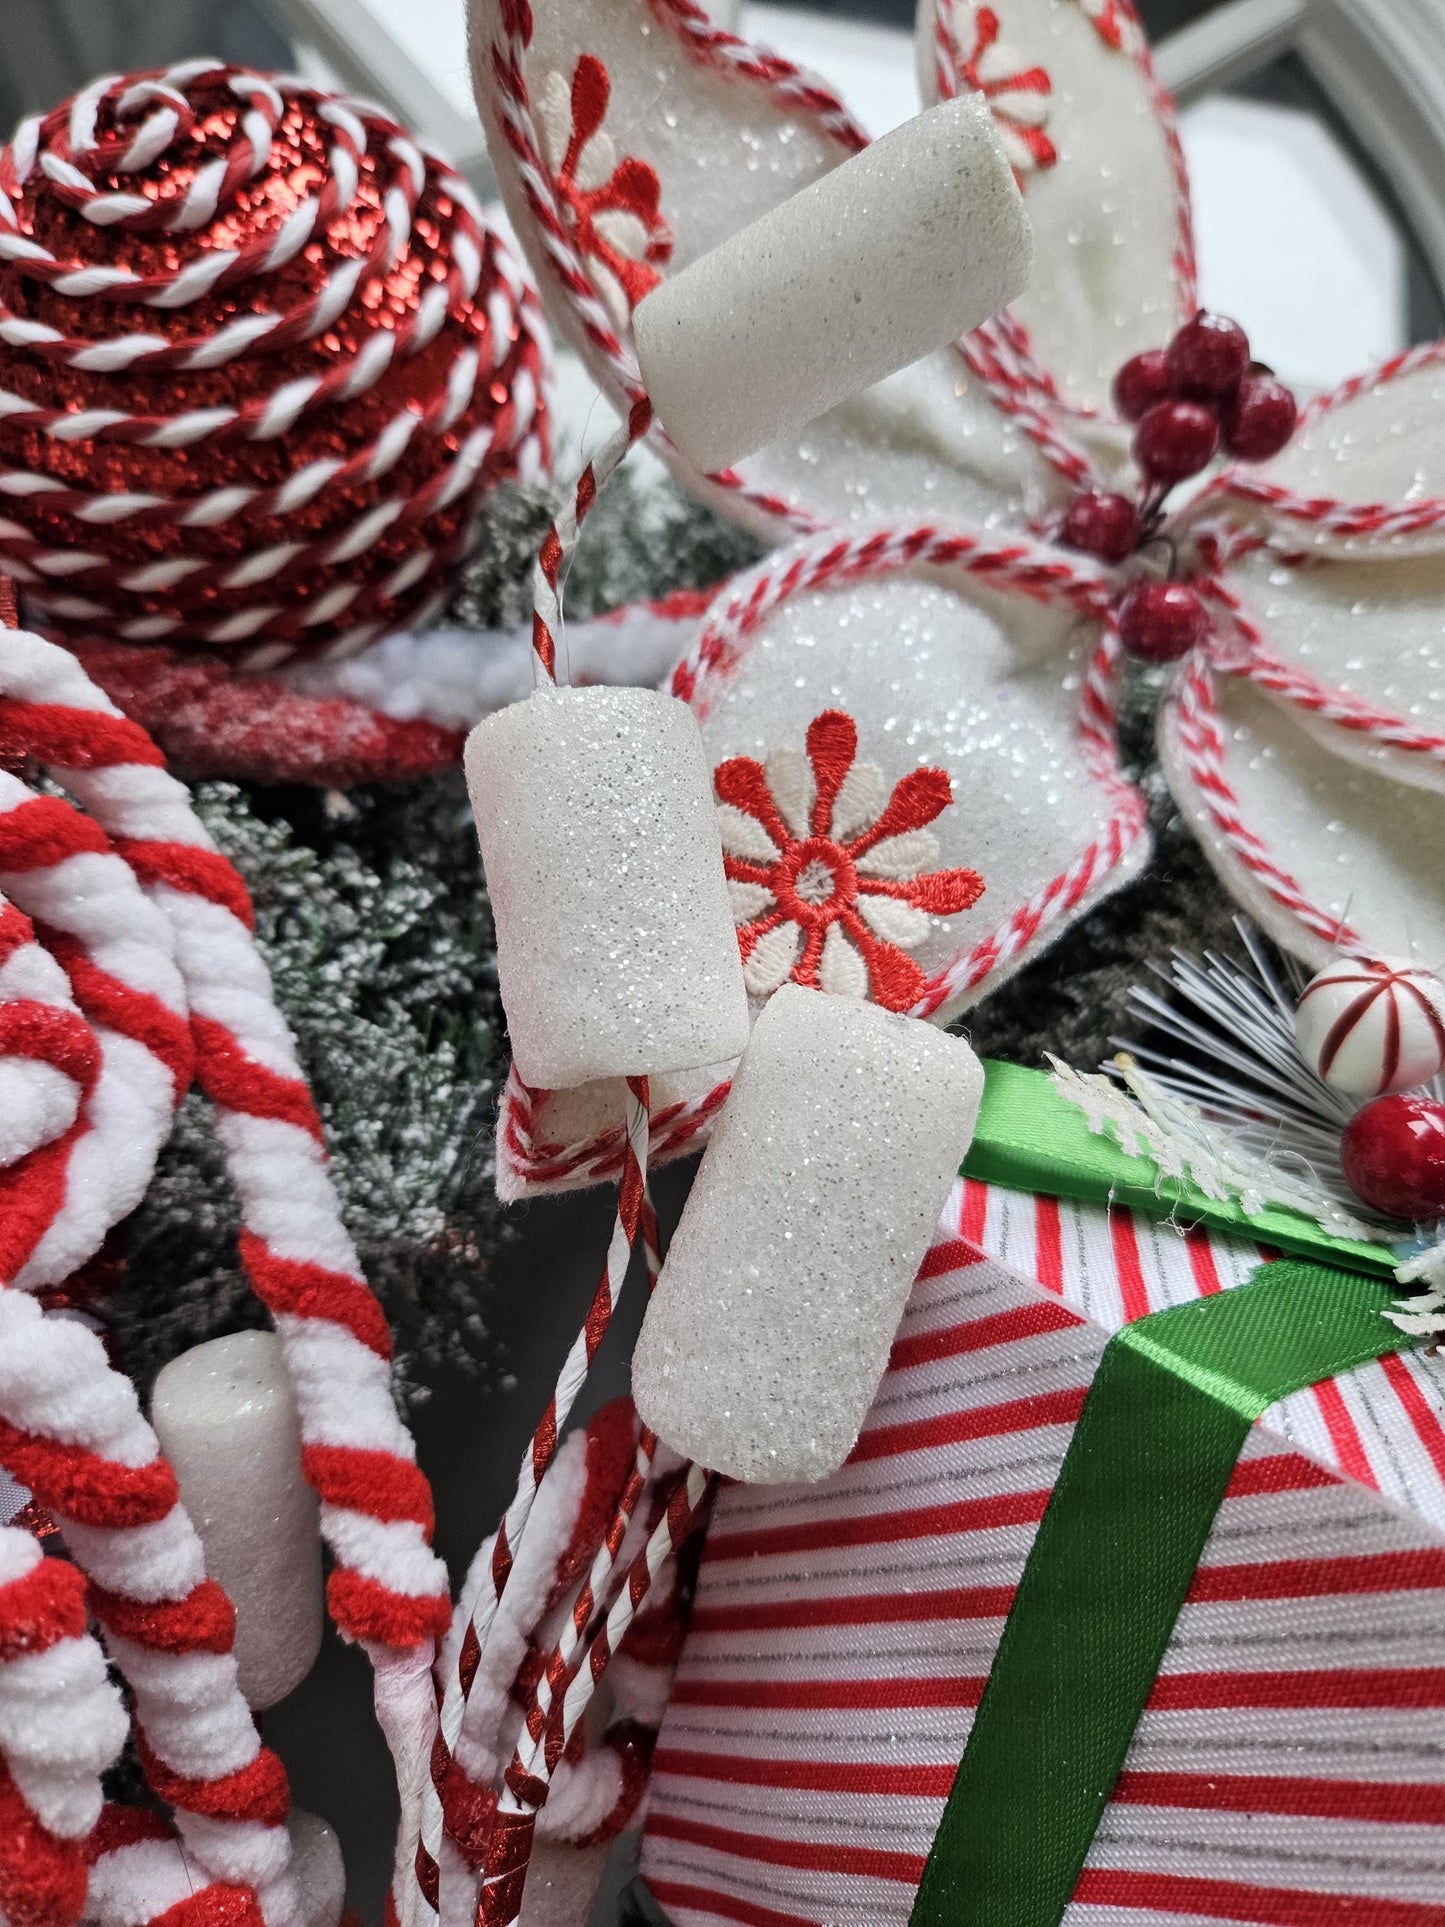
[
  {"x1": 0, "y1": 1525, "x2": 129, "y2": 1927},
  {"x1": 0, "y1": 734, "x2": 304, "y2": 1921},
  {"x1": 0, "y1": 623, "x2": 453, "y2": 1912},
  {"x1": 0, "y1": 883, "x2": 129, "y2": 1927}
]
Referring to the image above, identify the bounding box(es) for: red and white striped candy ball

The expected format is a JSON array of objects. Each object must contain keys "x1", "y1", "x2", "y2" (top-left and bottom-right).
[{"x1": 1295, "y1": 954, "x2": 1445, "y2": 1096}]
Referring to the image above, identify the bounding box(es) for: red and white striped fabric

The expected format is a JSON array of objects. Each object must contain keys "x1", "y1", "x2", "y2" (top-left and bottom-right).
[{"x1": 642, "y1": 1177, "x2": 1445, "y2": 1926}]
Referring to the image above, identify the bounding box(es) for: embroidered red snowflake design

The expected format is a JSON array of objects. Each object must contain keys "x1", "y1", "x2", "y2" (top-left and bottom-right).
[
  {"x1": 1078, "y1": 0, "x2": 1138, "y2": 53},
  {"x1": 538, "y1": 56, "x2": 673, "y2": 322},
  {"x1": 715, "y1": 710, "x2": 986, "y2": 1014},
  {"x1": 958, "y1": 5, "x2": 1056, "y2": 178}
]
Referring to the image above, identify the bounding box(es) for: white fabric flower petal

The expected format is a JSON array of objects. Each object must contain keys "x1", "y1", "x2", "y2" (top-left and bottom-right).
[
  {"x1": 857, "y1": 828, "x2": 942, "y2": 879},
  {"x1": 830, "y1": 759, "x2": 889, "y2": 843},
  {"x1": 572, "y1": 126, "x2": 617, "y2": 193},
  {"x1": 590, "y1": 206, "x2": 648, "y2": 263},
  {"x1": 473, "y1": 0, "x2": 1071, "y2": 543},
  {"x1": 534, "y1": 69, "x2": 572, "y2": 171},
  {"x1": 1212, "y1": 347, "x2": 1445, "y2": 557},
  {"x1": 858, "y1": 893, "x2": 933, "y2": 949},
  {"x1": 716, "y1": 803, "x2": 780, "y2": 864},
  {"x1": 1158, "y1": 663, "x2": 1445, "y2": 969},
  {"x1": 921, "y1": 0, "x2": 1192, "y2": 413},
  {"x1": 743, "y1": 921, "x2": 803, "y2": 998},
  {"x1": 692, "y1": 540, "x2": 1149, "y2": 1025},
  {"x1": 1216, "y1": 545, "x2": 1445, "y2": 797},
  {"x1": 764, "y1": 746, "x2": 816, "y2": 840},
  {"x1": 819, "y1": 923, "x2": 868, "y2": 998},
  {"x1": 727, "y1": 879, "x2": 776, "y2": 923}
]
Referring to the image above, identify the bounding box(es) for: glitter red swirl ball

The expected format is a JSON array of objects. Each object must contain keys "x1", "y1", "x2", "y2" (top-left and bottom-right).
[{"x1": 0, "y1": 61, "x2": 550, "y2": 665}]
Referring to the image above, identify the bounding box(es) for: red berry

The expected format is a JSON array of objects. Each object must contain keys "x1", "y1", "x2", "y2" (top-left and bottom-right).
[
  {"x1": 1117, "y1": 580, "x2": 1207, "y2": 662},
  {"x1": 1113, "y1": 349, "x2": 1173, "y2": 423},
  {"x1": 1059, "y1": 489, "x2": 1140, "y2": 564},
  {"x1": 1223, "y1": 374, "x2": 1298, "y2": 461},
  {"x1": 1134, "y1": 399, "x2": 1220, "y2": 485},
  {"x1": 1342, "y1": 1094, "x2": 1445, "y2": 1221},
  {"x1": 1166, "y1": 312, "x2": 1250, "y2": 400}
]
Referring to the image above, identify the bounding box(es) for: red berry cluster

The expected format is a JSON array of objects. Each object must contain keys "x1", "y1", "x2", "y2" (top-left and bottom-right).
[
  {"x1": 1058, "y1": 316, "x2": 1300, "y2": 668},
  {"x1": 1115, "y1": 312, "x2": 1298, "y2": 482}
]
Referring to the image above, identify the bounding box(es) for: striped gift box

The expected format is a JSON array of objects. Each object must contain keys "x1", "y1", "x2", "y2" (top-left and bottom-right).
[{"x1": 641, "y1": 1175, "x2": 1445, "y2": 1927}]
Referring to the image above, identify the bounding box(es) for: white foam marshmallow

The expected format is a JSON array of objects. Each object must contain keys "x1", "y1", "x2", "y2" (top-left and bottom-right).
[
  {"x1": 633, "y1": 92, "x2": 1032, "y2": 473},
  {"x1": 633, "y1": 984, "x2": 984, "y2": 1483},
  {"x1": 289, "y1": 1809, "x2": 346, "y2": 1927},
  {"x1": 150, "y1": 1331, "x2": 323, "y2": 1710},
  {"x1": 465, "y1": 685, "x2": 750, "y2": 1090}
]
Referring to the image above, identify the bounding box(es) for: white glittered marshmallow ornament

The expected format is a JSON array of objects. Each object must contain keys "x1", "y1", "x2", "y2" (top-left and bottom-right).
[
  {"x1": 632, "y1": 983, "x2": 985, "y2": 1483},
  {"x1": 1295, "y1": 954, "x2": 1445, "y2": 1097},
  {"x1": 632, "y1": 92, "x2": 1030, "y2": 473},
  {"x1": 150, "y1": 1331, "x2": 324, "y2": 1711},
  {"x1": 465, "y1": 683, "x2": 750, "y2": 1090}
]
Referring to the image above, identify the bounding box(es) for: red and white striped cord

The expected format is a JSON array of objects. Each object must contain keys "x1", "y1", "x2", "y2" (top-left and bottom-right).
[
  {"x1": 478, "y1": 1461, "x2": 715, "y2": 1927},
  {"x1": 1192, "y1": 569, "x2": 1445, "y2": 764},
  {"x1": 414, "y1": 1082, "x2": 652, "y2": 1921},
  {"x1": 532, "y1": 398, "x2": 653, "y2": 688},
  {"x1": 0, "y1": 1526, "x2": 128, "y2": 1927},
  {"x1": 499, "y1": 1066, "x2": 732, "y2": 1197},
  {"x1": 669, "y1": 521, "x2": 1113, "y2": 712},
  {"x1": 1170, "y1": 649, "x2": 1361, "y2": 952}
]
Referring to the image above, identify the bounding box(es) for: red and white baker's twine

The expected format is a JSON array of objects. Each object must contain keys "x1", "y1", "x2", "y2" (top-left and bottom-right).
[
  {"x1": 478, "y1": 1461, "x2": 714, "y2": 1927},
  {"x1": 1171, "y1": 649, "x2": 1360, "y2": 951},
  {"x1": 414, "y1": 1082, "x2": 652, "y2": 1921},
  {"x1": 0, "y1": 627, "x2": 452, "y2": 1918},
  {"x1": 531, "y1": 398, "x2": 654, "y2": 688},
  {"x1": 0, "y1": 61, "x2": 546, "y2": 663}
]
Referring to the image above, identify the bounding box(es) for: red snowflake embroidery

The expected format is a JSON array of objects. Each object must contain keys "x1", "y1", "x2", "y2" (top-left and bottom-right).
[
  {"x1": 538, "y1": 56, "x2": 673, "y2": 321},
  {"x1": 958, "y1": 5, "x2": 1056, "y2": 179},
  {"x1": 1078, "y1": 0, "x2": 1139, "y2": 53},
  {"x1": 715, "y1": 710, "x2": 986, "y2": 1015}
]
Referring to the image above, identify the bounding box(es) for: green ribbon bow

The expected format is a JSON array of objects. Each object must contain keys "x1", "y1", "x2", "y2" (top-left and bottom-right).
[{"x1": 909, "y1": 1063, "x2": 1411, "y2": 1927}]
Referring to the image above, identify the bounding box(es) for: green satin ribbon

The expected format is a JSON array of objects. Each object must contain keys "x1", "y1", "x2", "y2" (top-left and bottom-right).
[
  {"x1": 966, "y1": 1059, "x2": 1396, "y2": 1275},
  {"x1": 911, "y1": 1066, "x2": 1412, "y2": 1927}
]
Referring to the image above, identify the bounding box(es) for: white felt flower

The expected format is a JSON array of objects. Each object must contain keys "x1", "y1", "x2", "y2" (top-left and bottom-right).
[{"x1": 475, "y1": 0, "x2": 1445, "y2": 980}]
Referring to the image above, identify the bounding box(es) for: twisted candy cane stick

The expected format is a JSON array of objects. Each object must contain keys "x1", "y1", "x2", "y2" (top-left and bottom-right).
[
  {"x1": 0, "y1": 1524, "x2": 128, "y2": 1927},
  {"x1": 0, "y1": 893, "x2": 127, "y2": 1927},
  {"x1": 479, "y1": 1465, "x2": 716, "y2": 1927},
  {"x1": 0, "y1": 626, "x2": 453, "y2": 1914}
]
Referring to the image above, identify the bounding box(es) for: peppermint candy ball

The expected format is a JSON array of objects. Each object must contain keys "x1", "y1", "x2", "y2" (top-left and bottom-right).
[
  {"x1": 1294, "y1": 954, "x2": 1445, "y2": 1097},
  {"x1": 0, "y1": 62, "x2": 549, "y2": 664}
]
